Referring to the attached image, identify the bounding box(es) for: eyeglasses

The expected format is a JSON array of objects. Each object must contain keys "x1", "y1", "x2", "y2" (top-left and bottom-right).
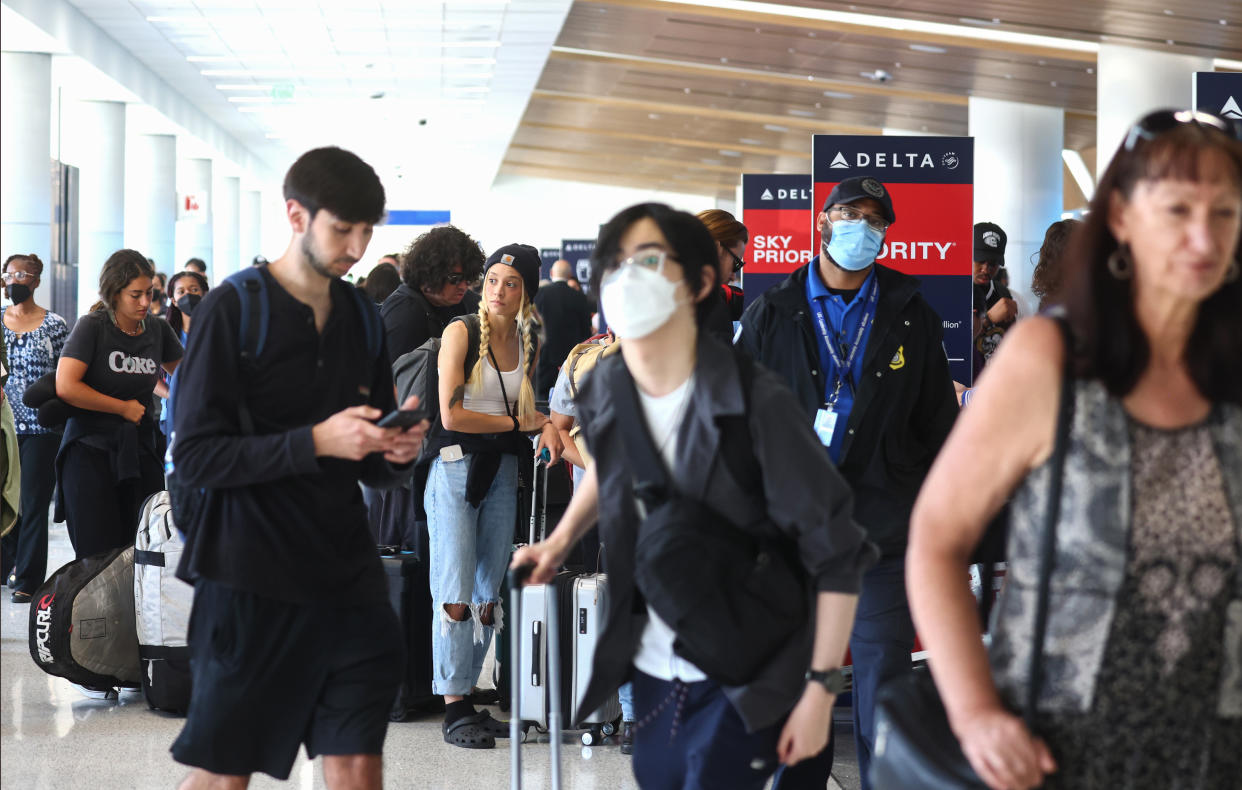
[
  {"x1": 2, "y1": 272, "x2": 35, "y2": 283},
  {"x1": 612, "y1": 249, "x2": 671, "y2": 272},
  {"x1": 728, "y1": 249, "x2": 746, "y2": 273},
  {"x1": 445, "y1": 272, "x2": 478, "y2": 286},
  {"x1": 830, "y1": 205, "x2": 890, "y2": 232},
  {"x1": 1122, "y1": 109, "x2": 1239, "y2": 151}
]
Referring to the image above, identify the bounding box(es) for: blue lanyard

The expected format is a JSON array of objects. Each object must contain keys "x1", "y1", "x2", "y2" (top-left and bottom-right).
[{"x1": 812, "y1": 278, "x2": 878, "y2": 407}]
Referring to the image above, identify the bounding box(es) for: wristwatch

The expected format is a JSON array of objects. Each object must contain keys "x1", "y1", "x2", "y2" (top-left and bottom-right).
[{"x1": 805, "y1": 667, "x2": 848, "y2": 695}]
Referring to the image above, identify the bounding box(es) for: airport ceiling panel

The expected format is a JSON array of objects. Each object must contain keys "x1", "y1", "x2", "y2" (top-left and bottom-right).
[
  {"x1": 499, "y1": 0, "x2": 1239, "y2": 202},
  {"x1": 62, "y1": 0, "x2": 573, "y2": 201}
]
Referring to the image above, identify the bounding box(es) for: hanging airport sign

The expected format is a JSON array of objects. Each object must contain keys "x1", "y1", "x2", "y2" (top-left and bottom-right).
[
  {"x1": 177, "y1": 191, "x2": 209, "y2": 223},
  {"x1": 1194, "y1": 71, "x2": 1242, "y2": 139},
  {"x1": 812, "y1": 135, "x2": 974, "y2": 384},
  {"x1": 561, "y1": 238, "x2": 596, "y2": 297},
  {"x1": 740, "y1": 173, "x2": 814, "y2": 305},
  {"x1": 539, "y1": 248, "x2": 561, "y2": 280}
]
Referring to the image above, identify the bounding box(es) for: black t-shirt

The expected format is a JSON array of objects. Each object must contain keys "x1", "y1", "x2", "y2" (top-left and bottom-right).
[
  {"x1": 533, "y1": 281, "x2": 593, "y2": 395},
  {"x1": 380, "y1": 284, "x2": 481, "y2": 361},
  {"x1": 61, "y1": 310, "x2": 183, "y2": 413}
]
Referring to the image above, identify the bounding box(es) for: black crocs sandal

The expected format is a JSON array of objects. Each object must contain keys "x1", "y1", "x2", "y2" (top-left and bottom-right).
[
  {"x1": 466, "y1": 687, "x2": 501, "y2": 706},
  {"x1": 473, "y1": 710, "x2": 511, "y2": 738},
  {"x1": 443, "y1": 715, "x2": 496, "y2": 749}
]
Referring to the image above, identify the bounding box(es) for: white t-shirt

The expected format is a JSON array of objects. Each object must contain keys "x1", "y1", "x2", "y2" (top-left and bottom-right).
[{"x1": 629, "y1": 374, "x2": 708, "y2": 683}]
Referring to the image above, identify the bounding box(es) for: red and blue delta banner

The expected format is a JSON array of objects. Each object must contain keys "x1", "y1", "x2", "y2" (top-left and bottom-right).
[
  {"x1": 741, "y1": 174, "x2": 814, "y2": 305},
  {"x1": 812, "y1": 135, "x2": 974, "y2": 384}
]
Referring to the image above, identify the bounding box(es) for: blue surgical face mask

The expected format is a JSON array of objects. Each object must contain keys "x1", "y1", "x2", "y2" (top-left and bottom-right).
[{"x1": 824, "y1": 218, "x2": 885, "y2": 272}]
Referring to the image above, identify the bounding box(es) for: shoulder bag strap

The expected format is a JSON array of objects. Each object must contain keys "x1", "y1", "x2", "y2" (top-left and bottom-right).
[{"x1": 1025, "y1": 317, "x2": 1076, "y2": 726}]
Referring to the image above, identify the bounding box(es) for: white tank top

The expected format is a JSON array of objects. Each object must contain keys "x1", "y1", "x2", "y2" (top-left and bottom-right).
[{"x1": 463, "y1": 349, "x2": 525, "y2": 417}]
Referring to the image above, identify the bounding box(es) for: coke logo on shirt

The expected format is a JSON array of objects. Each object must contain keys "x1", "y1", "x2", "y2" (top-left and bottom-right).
[{"x1": 108, "y1": 351, "x2": 158, "y2": 375}]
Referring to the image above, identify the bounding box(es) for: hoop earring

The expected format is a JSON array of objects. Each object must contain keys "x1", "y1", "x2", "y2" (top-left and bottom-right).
[
  {"x1": 1226, "y1": 261, "x2": 1240, "y2": 284},
  {"x1": 1106, "y1": 246, "x2": 1132, "y2": 280}
]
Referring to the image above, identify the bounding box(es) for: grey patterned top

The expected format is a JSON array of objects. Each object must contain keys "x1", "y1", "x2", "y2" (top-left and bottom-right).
[{"x1": 989, "y1": 379, "x2": 1242, "y2": 720}]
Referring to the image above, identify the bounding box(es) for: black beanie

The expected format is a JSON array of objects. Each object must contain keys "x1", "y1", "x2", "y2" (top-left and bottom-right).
[{"x1": 484, "y1": 244, "x2": 541, "y2": 301}]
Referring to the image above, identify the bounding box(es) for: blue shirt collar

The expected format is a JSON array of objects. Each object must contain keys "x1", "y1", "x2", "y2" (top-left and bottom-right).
[{"x1": 806, "y1": 256, "x2": 877, "y2": 308}]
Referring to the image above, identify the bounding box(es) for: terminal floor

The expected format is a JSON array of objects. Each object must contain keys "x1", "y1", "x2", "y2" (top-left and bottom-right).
[{"x1": 1, "y1": 522, "x2": 853, "y2": 789}]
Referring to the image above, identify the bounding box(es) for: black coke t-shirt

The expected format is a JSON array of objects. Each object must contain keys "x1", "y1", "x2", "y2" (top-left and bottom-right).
[{"x1": 61, "y1": 310, "x2": 183, "y2": 413}]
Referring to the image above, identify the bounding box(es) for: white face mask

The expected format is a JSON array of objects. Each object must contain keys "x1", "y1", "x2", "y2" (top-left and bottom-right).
[{"x1": 600, "y1": 253, "x2": 681, "y2": 340}]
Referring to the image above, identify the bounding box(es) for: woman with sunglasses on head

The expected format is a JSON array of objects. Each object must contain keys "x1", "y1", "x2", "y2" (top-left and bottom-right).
[
  {"x1": 380, "y1": 225, "x2": 485, "y2": 361},
  {"x1": 513, "y1": 203, "x2": 876, "y2": 789},
  {"x1": 423, "y1": 243, "x2": 562, "y2": 749},
  {"x1": 907, "y1": 110, "x2": 1242, "y2": 790},
  {"x1": 1, "y1": 254, "x2": 70, "y2": 603}
]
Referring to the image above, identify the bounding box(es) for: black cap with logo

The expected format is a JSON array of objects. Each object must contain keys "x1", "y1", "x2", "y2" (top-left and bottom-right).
[
  {"x1": 822, "y1": 175, "x2": 896, "y2": 225},
  {"x1": 485, "y1": 243, "x2": 542, "y2": 299},
  {"x1": 974, "y1": 222, "x2": 1007, "y2": 264}
]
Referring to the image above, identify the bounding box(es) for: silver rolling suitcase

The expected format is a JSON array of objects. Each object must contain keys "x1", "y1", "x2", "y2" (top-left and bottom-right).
[{"x1": 509, "y1": 564, "x2": 564, "y2": 790}]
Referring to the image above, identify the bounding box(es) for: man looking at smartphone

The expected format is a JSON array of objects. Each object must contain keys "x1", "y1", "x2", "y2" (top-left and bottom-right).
[{"x1": 169, "y1": 147, "x2": 426, "y2": 790}]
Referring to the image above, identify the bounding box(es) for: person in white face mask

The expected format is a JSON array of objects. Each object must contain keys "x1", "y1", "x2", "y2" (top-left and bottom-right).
[
  {"x1": 514, "y1": 203, "x2": 876, "y2": 790},
  {"x1": 738, "y1": 176, "x2": 960, "y2": 790}
]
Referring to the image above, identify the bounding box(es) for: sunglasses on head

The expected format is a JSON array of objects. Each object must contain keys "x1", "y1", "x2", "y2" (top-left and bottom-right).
[{"x1": 1123, "y1": 109, "x2": 1239, "y2": 151}]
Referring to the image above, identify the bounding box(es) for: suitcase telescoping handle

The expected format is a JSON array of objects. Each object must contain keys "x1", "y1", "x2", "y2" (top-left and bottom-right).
[
  {"x1": 508, "y1": 562, "x2": 562, "y2": 790},
  {"x1": 527, "y1": 447, "x2": 552, "y2": 545}
]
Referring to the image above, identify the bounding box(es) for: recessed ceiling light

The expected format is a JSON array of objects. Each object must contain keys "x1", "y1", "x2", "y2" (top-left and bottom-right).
[
  {"x1": 909, "y1": 44, "x2": 947, "y2": 54},
  {"x1": 788, "y1": 109, "x2": 817, "y2": 117},
  {"x1": 822, "y1": 90, "x2": 854, "y2": 99},
  {"x1": 738, "y1": 138, "x2": 764, "y2": 145},
  {"x1": 763, "y1": 124, "x2": 789, "y2": 132},
  {"x1": 719, "y1": 150, "x2": 742, "y2": 157}
]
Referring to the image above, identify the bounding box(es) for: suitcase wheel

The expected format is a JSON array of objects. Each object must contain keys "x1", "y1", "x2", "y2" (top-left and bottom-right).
[
  {"x1": 581, "y1": 730, "x2": 597, "y2": 747},
  {"x1": 601, "y1": 720, "x2": 618, "y2": 737}
]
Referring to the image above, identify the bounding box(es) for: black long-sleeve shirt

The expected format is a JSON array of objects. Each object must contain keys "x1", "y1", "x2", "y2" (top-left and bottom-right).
[{"x1": 173, "y1": 269, "x2": 411, "y2": 604}]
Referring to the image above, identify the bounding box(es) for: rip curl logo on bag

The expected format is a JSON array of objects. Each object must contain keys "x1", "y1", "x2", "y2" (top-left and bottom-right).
[
  {"x1": 982, "y1": 231, "x2": 1001, "y2": 249},
  {"x1": 35, "y1": 594, "x2": 55, "y2": 664},
  {"x1": 941, "y1": 152, "x2": 960, "y2": 170},
  {"x1": 108, "y1": 351, "x2": 158, "y2": 375}
]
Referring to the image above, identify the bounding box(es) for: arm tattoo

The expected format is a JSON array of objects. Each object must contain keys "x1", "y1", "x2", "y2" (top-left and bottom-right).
[{"x1": 448, "y1": 385, "x2": 465, "y2": 411}]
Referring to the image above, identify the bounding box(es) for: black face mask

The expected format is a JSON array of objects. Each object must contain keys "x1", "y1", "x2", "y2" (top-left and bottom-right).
[
  {"x1": 5, "y1": 284, "x2": 32, "y2": 305},
  {"x1": 176, "y1": 293, "x2": 202, "y2": 316}
]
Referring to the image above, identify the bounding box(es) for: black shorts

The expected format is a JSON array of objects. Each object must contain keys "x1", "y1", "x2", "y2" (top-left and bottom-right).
[{"x1": 171, "y1": 580, "x2": 403, "y2": 779}]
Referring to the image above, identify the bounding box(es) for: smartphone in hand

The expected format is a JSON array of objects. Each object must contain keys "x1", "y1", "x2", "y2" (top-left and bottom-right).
[{"x1": 375, "y1": 408, "x2": 428, "y2": 429}]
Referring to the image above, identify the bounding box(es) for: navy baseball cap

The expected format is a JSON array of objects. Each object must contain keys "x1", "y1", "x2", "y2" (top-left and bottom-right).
[{"x1": 822, "y1": 176, "x2": 896, "y2": 225}]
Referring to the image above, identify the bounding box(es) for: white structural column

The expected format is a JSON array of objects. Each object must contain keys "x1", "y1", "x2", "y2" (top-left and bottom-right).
[
  {"x1": 968, "y1": 97, "x2": 1064, "y2": 314},
  {"x1": 64, "y1": 100, "x2": 126, "y2": 317},
  {"x1": 125, "y1": 133, "x2": 177, "y2": 276},
  {"x1": 1096, "y1": 44, "x2": 1213, "y2": 175},
  {"x1": 213, "y1": 175, "x2": 240, "y2": 279},
  {"x1": 239, "y1": 189, "x2": 263, "y2": 268},
  {"x1": 1, "y1": 52, "x2": 53, "y2": 264},
  {"x1": 176, "y1": 156, "x2": 214, "y2": 276}
]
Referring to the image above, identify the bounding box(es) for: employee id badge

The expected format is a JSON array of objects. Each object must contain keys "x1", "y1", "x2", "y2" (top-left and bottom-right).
[{"x1": 813, "y1": 408, "x2": 839, "y2": 446}]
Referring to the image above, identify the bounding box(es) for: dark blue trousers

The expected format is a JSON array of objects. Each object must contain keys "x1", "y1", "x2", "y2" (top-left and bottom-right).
[
  {"x1": 630, "y1": 670, "x2": 782, "y2": 790},
  {"x1": 1, "y1": 434, "x2": 59, "y2": 594},
  {"x1": 771, "y1": 555, "x2": 916, "y2": 790}
]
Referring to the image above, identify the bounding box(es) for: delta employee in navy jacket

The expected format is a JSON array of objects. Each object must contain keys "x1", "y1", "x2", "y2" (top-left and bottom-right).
[{"x1": 739, "y1": 176, "x2": 959, "y2": 790}]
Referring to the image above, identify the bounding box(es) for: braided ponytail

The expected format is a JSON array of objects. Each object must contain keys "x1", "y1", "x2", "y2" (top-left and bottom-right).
[
  {"x1": 516, "y1": 299, "x2": 536, "y2": 421},
  {"x1": 467, "y1": 297, "x2": 491, "y2": 395}
]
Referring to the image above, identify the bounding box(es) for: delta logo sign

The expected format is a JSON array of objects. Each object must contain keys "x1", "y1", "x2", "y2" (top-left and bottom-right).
[
  {"x1": 741, "y1": 174, "x2": 816, "y2": 303},
  {"x1": 813, "y1": 135, "x2": 975, "y2": 383}
]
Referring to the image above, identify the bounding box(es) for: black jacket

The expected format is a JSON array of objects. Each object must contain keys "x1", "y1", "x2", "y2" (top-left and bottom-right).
[
  {"x1": 738, "y1": 261, "x2": 958, "y2": 557},
  {"x1": 533, "y1": 281, "x2": 593, "y2": 396},
  {"x1": 380, "y1": 284, "x2": 481, "y2": 362},
  {"x1": 576, "y1": 333, "x2": 876, "y2": 732}
]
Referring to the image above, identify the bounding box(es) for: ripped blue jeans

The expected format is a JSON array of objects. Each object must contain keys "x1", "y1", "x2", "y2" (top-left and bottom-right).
[{"x1": 425, "y1": 453, "x2": 518, "y2": 697}]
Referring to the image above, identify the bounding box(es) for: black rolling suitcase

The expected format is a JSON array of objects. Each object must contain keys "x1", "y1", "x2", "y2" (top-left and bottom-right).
[{"x1": 382, "y1": 544, "x2": 443, "y2": 720}]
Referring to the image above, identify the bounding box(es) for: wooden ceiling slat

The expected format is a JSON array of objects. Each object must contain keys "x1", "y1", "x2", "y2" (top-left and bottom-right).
[
  {"x1": 574, "y1": 0, "x2": 1098, "y2": 62},
  {"x1": 532, "y1": 88, "x2": 879, "y2": 134}
]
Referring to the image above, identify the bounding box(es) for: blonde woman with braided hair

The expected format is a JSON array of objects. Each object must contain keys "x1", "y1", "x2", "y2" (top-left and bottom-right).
[{"x1": 424, "y1": 243, "x2": 562, "y2": 749}]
